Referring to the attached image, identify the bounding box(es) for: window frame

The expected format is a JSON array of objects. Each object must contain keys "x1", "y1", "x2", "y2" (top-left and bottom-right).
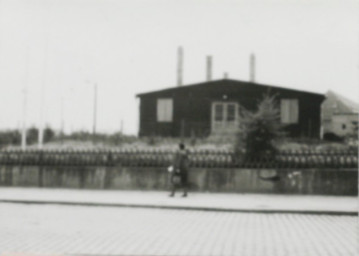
[
  {"x1": 211, "y1": 101, "x2": 239, "y2": 133},
  {"x1": 280, "y1": 99, "x2": 299, "y2": 124},
  {"x1": 156, "y1": 98, "x2": 173, "y2": 122}
]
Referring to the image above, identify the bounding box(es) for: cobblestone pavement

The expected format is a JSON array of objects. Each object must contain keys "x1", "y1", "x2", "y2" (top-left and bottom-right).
[{"x1": 0, "y1": 203, "x2": 357, "y2": 256}]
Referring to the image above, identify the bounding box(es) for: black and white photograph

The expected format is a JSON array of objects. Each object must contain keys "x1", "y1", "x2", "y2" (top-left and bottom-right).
[{"x1": 0, "y1": 0, "x2": 358, "y2": 255}]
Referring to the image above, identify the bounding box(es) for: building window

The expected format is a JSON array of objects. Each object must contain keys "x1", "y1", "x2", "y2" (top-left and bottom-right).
[
  {"x1": 211, "y1": 102, "x2": 239, "y2": 133},
  {"x1": 215, "y1": 104, "x2": 224, "y2": 121},
  {"x1": 342, "y1": 124, "x2": 346, "y2": 130},
  {"x1": 227, "y1": 104, "x2": 236, "y2": 121},
  {"x1": 157, "y1": 98, "x2": 173, "y2": 122},
  {"x1": 280, "y1": 99, "x2": 299, "y2": 124}
]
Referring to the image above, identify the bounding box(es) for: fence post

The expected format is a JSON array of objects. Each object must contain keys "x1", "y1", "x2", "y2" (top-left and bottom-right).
[
  {"x1": 38, "y1": 150, "x2": 43, "y2": 187},
  {"x1": 107, "y1": 151, "x2": 113, "y2": 166}
]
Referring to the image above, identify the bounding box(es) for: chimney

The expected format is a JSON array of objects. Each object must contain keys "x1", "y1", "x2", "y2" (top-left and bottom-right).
[
  {"x1": 206, "y1": 55, "x2": 212, "y2": 81},
  {"x1": 177, "y1": 46, "x2": 183, "y2": 86},
  {"x1": 250, "y1": 53, "x2": 255, "y2": 83},
  {"x1": 223, "y1": 72, "x2": 228, "y2": 79}
]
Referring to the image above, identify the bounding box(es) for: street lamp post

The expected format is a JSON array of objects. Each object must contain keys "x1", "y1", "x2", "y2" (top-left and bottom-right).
[{"x1": 93, "y1": 83, "x2": 97, "y2": 144}]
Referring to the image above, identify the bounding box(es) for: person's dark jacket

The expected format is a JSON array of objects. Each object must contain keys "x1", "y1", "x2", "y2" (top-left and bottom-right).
[{"x1": 172, "y1": 149, "x2": 189, "y2": 184}]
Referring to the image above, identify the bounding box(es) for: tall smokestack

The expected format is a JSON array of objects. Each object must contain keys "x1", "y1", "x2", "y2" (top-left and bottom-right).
[
  {"x1": 206, "y1": 56, "x2": 212, "y2": 81},
  {"x1": 177, "y1": 46, "x2": 183, "y2": 86},
  {"x1": 250, "y1": 53, "x2": 255, "y2": 83}
]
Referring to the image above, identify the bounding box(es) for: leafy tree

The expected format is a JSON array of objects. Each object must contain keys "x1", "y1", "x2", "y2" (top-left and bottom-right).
[
  {"x1": 44, "y1": 127, "x2": 55, "y2": 142},
  {"x1": 27, "y1": 127, "x2": 38, "y2": 144},
  {"x1": 235, "y1": 94, "x2": 283, "y2": 160},
  {"x1": 345, "y1": 120, "x2": 358, "y2": 145},
  {"x1": 25, "y1": 126, "x2": 55, "y2": 144},
  {"x1": 0, "y1": 130, "x2": 21, "y2": 146},
  {"x1": 351, "y1": 121, "x2": 358, "y2": 137}
]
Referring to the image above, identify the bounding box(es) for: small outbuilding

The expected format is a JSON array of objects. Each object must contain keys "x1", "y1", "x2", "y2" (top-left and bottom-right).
[
  {"x1": 321, "y1": 90, "x2": 358, "y2": 138},
  {"x1": 136, "y1": 79, "x2": 325, "y2": 138}
]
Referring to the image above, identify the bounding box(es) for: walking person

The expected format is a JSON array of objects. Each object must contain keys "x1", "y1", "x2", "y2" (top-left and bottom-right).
[{"x1": 169, "y1": 143, "x2": 189, "y2": 197}]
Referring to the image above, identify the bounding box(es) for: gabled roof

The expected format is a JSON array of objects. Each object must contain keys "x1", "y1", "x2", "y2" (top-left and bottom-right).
[
  {"x1": 136, "y1": 79, "x2": 324, "y2": 97},
  {"x1": 326, "y1": 90, "x2": 359, "y2": 113}
]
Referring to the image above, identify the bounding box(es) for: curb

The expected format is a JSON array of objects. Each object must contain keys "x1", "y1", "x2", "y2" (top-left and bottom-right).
[{"x1": 0, "y1": 199, "x2": 357, "y2": 216}]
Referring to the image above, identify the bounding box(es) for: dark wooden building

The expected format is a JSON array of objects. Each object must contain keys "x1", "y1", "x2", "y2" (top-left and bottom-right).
[{"x1": 136, "y1": 79, "x2": 325, "y2": 138}]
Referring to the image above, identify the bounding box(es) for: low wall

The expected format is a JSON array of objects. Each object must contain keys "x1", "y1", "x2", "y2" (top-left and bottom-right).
[{"x1": 0, "y1": 166, "x2": 357, "y2": 195}]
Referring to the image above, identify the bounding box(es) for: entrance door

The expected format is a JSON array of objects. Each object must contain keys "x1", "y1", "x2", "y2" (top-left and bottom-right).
[{"x1": 211, "y1": 102, "x2": 239, "y2": 134}]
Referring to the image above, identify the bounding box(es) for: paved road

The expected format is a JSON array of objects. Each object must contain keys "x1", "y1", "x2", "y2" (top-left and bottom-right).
[{"x1": 0, "y1": 203, "x2": 357, "y2": 256}]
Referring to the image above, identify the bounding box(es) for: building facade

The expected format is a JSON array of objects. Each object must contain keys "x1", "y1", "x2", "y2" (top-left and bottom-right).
[{"x1": 137, "y1": 79, "x2": 325, "y2": 138}]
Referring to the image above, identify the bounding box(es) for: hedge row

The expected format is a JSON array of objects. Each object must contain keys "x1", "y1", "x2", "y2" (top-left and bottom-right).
[{"x1": 0, "y1": 149, "x2": 357, "y2": 168}]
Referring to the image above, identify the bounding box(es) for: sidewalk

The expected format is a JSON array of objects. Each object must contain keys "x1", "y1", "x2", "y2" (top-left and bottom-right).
[{"x1": 0, "y1": 187, "x2": 357, "y2": 215}]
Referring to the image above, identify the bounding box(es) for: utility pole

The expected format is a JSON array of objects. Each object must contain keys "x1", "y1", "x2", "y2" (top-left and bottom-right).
[
  {"x1": 38, "y1": 68, "x2": 46, "y2": 150},
  {"x1": 60, "y1": 96, "x2": 64, "y2": 144},
  {"x1": 21, "y1": 46, "x2": 29, "y2": 150},
  {"x1": 92, "y1": 83, "x2": 97, "y2": 142},
  {"x1": 21, "y1": 88, "x2": 27, "y2": 150},
  {"x1": 39, "y1": 11, "x2": 49, "y2": 150}
]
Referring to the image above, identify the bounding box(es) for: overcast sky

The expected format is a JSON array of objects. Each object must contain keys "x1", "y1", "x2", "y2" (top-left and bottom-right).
[{"x1": 0, "y1": 0, "x2": 358, "y2": 135}]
